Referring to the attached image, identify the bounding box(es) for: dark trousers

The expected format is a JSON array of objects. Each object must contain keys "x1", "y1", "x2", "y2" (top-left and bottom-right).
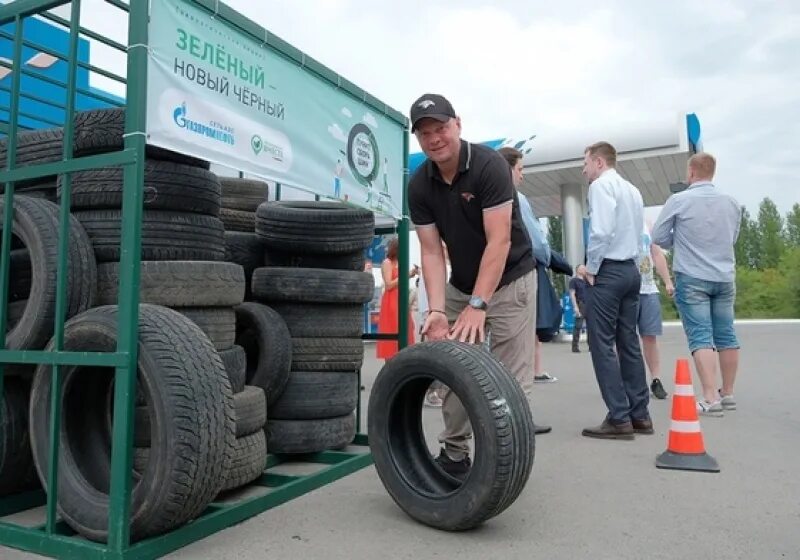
[
  {"x1": 586, "y1": 260, "x2": 649, "y2": 423},
  {"x1": 572, "y1": 302, "x2": 587, "y2": 350}
]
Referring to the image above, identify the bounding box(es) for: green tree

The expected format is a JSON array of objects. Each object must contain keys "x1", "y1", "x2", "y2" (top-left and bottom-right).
[
  {"x1": 547, "y1": 216, "x2": 563, "y2": 254},
  {"x1": 786, "y1": 203, "x2": 800, "y2": 248},
  {"x1": 781, "y1": 247, "x2": 800, "y2": 316},
  {"x1": 756, "y1": 197, "x2": 785, "y2": 269},
  {"x1": 734, "y1": 207, "x2": 759, "y2": 269}
]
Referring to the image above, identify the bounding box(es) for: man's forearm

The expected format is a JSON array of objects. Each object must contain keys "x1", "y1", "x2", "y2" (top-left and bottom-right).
[
  {"x1": 472, "y1": 239, "x2": 511, "y2": 301},
  {"x1": 652, "y1": 247, "x2": 672, "y2": 285},
  {"x1": 421, "y1": 253, "x2": 447, "y2": 312}
]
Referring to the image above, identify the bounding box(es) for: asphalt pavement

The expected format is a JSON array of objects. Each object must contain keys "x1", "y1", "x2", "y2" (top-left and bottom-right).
[{"x1": 3, "y1": 322, "x2": 799, "y2": 559}]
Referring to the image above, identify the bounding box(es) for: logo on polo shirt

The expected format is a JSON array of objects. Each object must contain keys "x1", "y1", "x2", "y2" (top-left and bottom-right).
[
  {"x1": 461, "y1": 192, "x2": 475, "y2": 202},
  {"x1": 417, "y1": 99, "x2": 435, "y2": 109}
]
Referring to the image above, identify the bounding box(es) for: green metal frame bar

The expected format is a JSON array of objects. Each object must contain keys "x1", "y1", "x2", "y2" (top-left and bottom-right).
[
  {"x1": 0, "y1": 29, "x2": 128, "y2": 84},
  {"x1": 0, "y1": 12, "x2": 26, "y2": 411},
  {"x1": 0, "y1": 149, "x2": 137, "y2": 185},
  {"x1": 0, "y1": 349, "x2": 128, "y2": 367},
  {"x1": 39, "y1": 11, "x2": 129, "y2": 53},
  {"x1": 104, "y1": 0, "x2": 149, "y2": 550},
  {"x1": 44, "y1": 0, "x2": 81, "y2": 531}
]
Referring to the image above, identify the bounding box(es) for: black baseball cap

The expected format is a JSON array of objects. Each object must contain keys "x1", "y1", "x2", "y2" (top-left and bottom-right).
[{"x1": 409, "y1": 94, "x2": 456, "y2": 132}]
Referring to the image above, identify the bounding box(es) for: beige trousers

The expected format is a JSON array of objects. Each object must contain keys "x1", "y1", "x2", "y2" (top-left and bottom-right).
[{"x1": 439, "y1": 270, "x2": 536, "y2": 460}]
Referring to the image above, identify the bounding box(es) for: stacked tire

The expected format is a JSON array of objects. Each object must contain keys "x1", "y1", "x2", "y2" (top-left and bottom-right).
[
  {"x1": 220, "y1": 177, "x2": 269, "y2": 299},
  {"x1": 252, "y1": 201, "x2": 374, "y2": 454},
  {"x1": 0, "y1": 193, "x2": 97, "y2": 497}
]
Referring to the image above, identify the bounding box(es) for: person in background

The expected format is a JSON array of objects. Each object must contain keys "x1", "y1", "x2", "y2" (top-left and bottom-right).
[
  {"x1": 498, "y1": 146, "x2": 557, "y2": 383},
  {"x1": 376, "y1": 237, "x2": 418, "y2": 362},
  {"x1": 569, "y1": 265, "x2": 590, "y2": 352},
  {"x1": 638, "y1": 221, "x2": 674, "y2": 400},
  {"x1": 581, "y1": 141, "x2": 651, "y2": 440},
  {"x1": 652, "y1": 152, "x2": 741, "y2": 416}
]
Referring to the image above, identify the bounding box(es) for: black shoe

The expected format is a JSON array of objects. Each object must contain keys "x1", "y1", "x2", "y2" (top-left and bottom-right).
[
  {"x1": 434, "y1": 450, "x2": 471, "y2": 480},
  {"x1": 651, "y1": 378, "x2": 668, "y2": 400},
  {"x1": 632, "y1": 417, "x2": 654, "y2": 434},
  {"x1": 572, "y1": 347, "x2": 580, "y2": 353},
  {"x1": 534, "y1": 423, "x2": 552, "y2": 434},
  {"x1": 582, "y1": 418, "x2": 635, "y2": 440}
]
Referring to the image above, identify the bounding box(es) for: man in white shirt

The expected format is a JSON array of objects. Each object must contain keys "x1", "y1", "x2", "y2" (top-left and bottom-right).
[{"x1": 581, "y1": 141, "x2": 652, "y2": 440}]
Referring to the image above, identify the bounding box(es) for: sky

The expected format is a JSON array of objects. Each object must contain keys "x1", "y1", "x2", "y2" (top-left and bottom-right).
[{"x1": 46, "y1": 0, "x2": 799, "y2": 269}]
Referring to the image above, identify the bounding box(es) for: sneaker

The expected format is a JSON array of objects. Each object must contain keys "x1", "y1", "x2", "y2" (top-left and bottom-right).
[
  {"x1": 697, "y1": 400, "x2": 724, "y2": 417},
  {"x1": 719, "y1": 390, "x2": 736, "y2": 410},
  {"x1": 534, "y1": 372, "x2": 558, "y2": 383},
  {"x1": 650, "y1": 378, "x2": 668, "y2": 400},
  {"x1": 434, "y1": 450, "x2": 471, "y2": 480}
]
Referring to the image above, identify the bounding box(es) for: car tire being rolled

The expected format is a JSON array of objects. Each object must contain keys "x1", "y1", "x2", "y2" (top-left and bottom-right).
[{"x1": 367, "y1": 341, "x2": 535, "y2": 531}]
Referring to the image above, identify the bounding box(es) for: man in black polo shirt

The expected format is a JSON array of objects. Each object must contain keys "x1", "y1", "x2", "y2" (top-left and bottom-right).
[{"x1": 408, "y1": 93, "x2": 550, "y2": 479}]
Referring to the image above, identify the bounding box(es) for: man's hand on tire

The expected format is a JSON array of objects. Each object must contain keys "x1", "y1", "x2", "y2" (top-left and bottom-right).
[
  {"x1": 449, "y1": 307, "x2": 486, "y2": 344},
  {"x1": 421, "y1": 312, "x2": 450, "y2": 341}
]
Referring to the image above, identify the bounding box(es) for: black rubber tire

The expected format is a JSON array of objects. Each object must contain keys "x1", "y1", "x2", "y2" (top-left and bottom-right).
[
  {"x1": 234, "y1": 386, "x2": 267, "y2": 437},
  {"x1": 1, "y1": 183, "x2": 59, "y2": 202},
  {"x1": 0, "y1": 117, "x2": 209, "y2": 175},
  {"x1": 262, "y1": 248, "x2": 366, "y2": 271},
  {"x1": 62, "y1": 160, "x2": 221, "y2": 215},
  {"x1": 96, "y1": 261, "x2": 245, "y2": 307},
  {"x1": 255, "y1": 201, "x2": 374, "y2": 254},
  {"x1": 73, "y1": 108, "x2": 210, "y2": 168},
  {"x1": 220, "y1": 208, "x2": 256, "y2": 232},
  {"x1": 220, "y1": 177, "x2": 269, "y2": 212},
  {"x1": 74, "y1": 209, "x2": 225, "y2": 263},
  {"x1": 290, "y1": 338, "x2": 364, "y2": 372},
  {"x1": 8, "y1": 248, "x2": 32, "y2": 302},
  {"x1": 224, "y1": 231, "x2": 262, "y2": 299},
  {"x1": 0, "y1": 128, "x2": 65, "y2": 187},
  {"x1": 269, "y1": 371, "x2": 358, "y2": 420},
  {"x1": 234, "y1": 302, "x2": 292, "y2": 406},
  {"x1": 220, "y1": 345, "x2": 246, "y2": 394},
  {"x1": 175, "y1": 307, "x2": 235, "y2": 351},
  {"x1": 266, "y1": 414, "x2": 355, "y2": 455},
  {"x1": 367, "y1": 341, "x2": 535, "y2": 531},
  {"x1": 0, "y1": 377, "x2": 37, "y2": 496},
  {"x1": 251, "y1": 268, "x2": 373, "y2": 304},
  {"x1": 220, "y1": 431, "x2": 267, "y2": 492},
  {"x1": 28, "y1": 304, "x2": 235, "y2": 543},
  {"x1": 1, "y1": 196, "x2": 96, "y2": 352},
  {"x1": 133, "y1": 380, "x2": 260, "y2": 444},
  {"x1": 224, "y1": 231, "x2": 262, "y2": 274},
  {"x1": 269, "y1": 303, "x2": 363, "y2": 338}
]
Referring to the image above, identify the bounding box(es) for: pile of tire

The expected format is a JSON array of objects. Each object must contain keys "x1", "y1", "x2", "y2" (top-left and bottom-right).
[
  {"x1": 0, "y1": 107, "x2": 264, "y2": 542},
  {"x1": 1, "y1": 193, "x2": 97, "y2": 498},
  {"x1": 250, "y1": 201, "x2": 375, "y2": 454},
  {"x1": 220, "y1": 177, "x2": 269, "y2": 299},
  {"x1": 55, "y1": 109, "x2": 270, "y2": 494}
]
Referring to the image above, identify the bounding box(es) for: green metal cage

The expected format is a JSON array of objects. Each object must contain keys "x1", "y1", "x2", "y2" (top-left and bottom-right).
[{"x1": 0, "y1": 1, "x2": 411, "y2": 558}]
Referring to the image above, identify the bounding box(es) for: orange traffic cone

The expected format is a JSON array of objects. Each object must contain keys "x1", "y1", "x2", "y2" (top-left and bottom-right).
[{"x1": 655, "y1": 359, "x2": 720, "y2": 473}]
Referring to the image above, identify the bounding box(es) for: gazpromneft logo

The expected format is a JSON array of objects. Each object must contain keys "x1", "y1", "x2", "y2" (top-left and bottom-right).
[{"x1": 172, "y1": 102, "x2": 235, "y2": 146}]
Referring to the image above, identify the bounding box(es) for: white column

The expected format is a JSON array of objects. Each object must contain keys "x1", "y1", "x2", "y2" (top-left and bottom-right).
[{"x1": 560, "y1": 182, "x2": 585, "y2": 270}]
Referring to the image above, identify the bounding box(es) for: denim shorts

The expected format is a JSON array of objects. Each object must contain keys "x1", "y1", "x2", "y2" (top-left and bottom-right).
[
  {"x1": 638, "y1": 293, "x2": 663, "y2": 336},
  {"x1": 674, "y1": 272, "x2": 739, "y2": 353}
]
